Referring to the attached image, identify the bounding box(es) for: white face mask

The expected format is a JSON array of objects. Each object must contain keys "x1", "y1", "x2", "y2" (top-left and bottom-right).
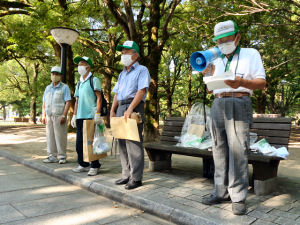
[
  {"x1": 78, "y1": 66, "x2": 88, "y2": 76},
  {"x1": 51, "y1": 74, "x2": 61, "y2": 83},
  {"x1": 121, "y1": 54, "x2": 133, "y2": 67},
  {"x1": 218, "y1": 36, "x2": 237, "y2": 54}
]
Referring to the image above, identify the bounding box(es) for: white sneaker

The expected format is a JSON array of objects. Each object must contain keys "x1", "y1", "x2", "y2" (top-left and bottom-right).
[
  {"x1": 43, "y1": 156, "x2": 58, "y2": 163},
  {"x1": 87, "y1": 167, "x2": 100, "y2": 176},
  {"x1": 72, "y1": 165, "x2": 89, "y2": 173},
  {"x1": 59, "y1": 158, "x2": 66, "y2": 164}
]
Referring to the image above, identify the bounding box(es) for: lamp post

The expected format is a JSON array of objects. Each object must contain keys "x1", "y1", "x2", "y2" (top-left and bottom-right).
[
  {"x1": 50, "y1": 27, "x2": 79, "y2": 83},
  {"x1": 281, "y1": 79, "x2": 287, "y2": 117}
]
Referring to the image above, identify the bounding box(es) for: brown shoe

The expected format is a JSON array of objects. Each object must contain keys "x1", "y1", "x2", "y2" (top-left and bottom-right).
[{"x1": 232, "y1": 201, "x2": 246, "y2": 215}]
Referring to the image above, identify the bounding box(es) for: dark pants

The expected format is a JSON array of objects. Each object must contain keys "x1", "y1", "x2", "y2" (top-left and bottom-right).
[{"x1": 76, "y1": 119, "x2": 101, "y2": 168}]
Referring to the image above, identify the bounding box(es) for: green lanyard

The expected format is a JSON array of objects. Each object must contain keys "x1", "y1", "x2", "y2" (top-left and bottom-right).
[{"x1": 222, "y1": 46, "x2": 241, "y2": 72}]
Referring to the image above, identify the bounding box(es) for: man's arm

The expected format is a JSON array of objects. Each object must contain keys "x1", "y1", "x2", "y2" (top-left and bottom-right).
[
  {"x1": 225, "y1": 77, "x2": 266, "y2": 90},
  {"x1": 42, "y1": 102, "x2": 46, "y2": 124},
  {"x1": 95, "y1": 91, "x2": 102, "y2": 114},
  {"x1": 110, "y1": 94, "x2": 119, "y2": 117},
  {"x1": 74, "y1": 98, "x2": 78, "y2": 115},
  {"x1": 124, "y1": 88, "x2": 146, "y2": 120}
]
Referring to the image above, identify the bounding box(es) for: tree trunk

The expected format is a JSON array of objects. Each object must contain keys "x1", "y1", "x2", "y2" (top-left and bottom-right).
[
  {"x1": 167, "y1": 93, "x2": 172, "y2": 117},
  {"x1": 30, "y1": 63, "x2": 39, "y2": 124},
  {"x1": 2, "y1": 105, "x2": 6, "y2": 120},
  {"x1": 103, "y1": 73, "x2": 112, "y2": 127}
]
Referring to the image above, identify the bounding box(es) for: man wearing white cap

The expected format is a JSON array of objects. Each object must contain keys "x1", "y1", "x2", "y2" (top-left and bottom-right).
[
  {"x1": 201, "y1": 20, "x2": 266, "y2": 215},
  {"x1": 42, "y1": 66, "x2": 71, "y2": 164}
]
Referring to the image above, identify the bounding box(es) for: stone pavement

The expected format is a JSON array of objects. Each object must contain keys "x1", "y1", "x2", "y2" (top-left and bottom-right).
[
  {"x1": 0, "y1": 157, "x2": 173, "y2": 225},
  {"x1": 0, "y1": 126, "x2": 300, "y2": 225}
]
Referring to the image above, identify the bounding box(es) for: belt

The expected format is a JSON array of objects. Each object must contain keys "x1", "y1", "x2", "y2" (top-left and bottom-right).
[
  {"x1": 118, "y1": 98, "x2": 134, "y2": 106},
  {"x1": 215, "y1": 92, "x2": 250, "y2": 98}
]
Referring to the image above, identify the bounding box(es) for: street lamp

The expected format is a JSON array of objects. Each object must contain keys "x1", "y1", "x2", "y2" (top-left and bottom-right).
[
  {"x1": 280, "y1": 79, "x2": 287, "y2": 117},
  {"x1": 50, "y1": 27, "x2": 79, "y2": 83}
]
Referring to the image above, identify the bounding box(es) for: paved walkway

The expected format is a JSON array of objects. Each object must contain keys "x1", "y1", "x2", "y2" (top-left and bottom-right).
[
  {"x1": 0, "y1": 126, "x2": 300, "y2": 225},
  {"x1": 0, "y1": 157, "x2": 173, "y2": 225}
]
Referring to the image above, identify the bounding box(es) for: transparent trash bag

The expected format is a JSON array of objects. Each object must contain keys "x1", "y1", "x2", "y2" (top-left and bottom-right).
[
  {"x1": 93, "y1": 124, "x2": 112, "y2": 154},
  {"x1": 177, "y1": 102, "x2": 212, "y2": 149}
]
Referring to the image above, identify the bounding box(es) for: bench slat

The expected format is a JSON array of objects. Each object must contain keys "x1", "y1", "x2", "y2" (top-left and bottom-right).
[
  {"x1": 162, "y1": 126, "x2": 183, "y2": 132},
  {"x1": 259, "y1": 137, "x2": 289, "y2": 146},
  {"x1": 145, "y1": 143, "x2": 283, "y2": 163},
  {"x1": 164, "y1": 121, "x2": 185, "y2": 127},
  {"x1": 251, "y1": 123, "x2": 291, "y2": 130},
  {"x1": 252, "y1": 117, "x2": 292, "y2": 123},
  {"x1": 250, "y1": 129, "x2": 290, "y2": 138},
  {"x1": 161, "y1": 131, "x2": 182, "y2": 137}
]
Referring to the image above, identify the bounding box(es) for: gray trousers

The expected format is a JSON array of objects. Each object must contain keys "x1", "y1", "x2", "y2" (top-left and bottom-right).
[
  {"x1": 210, "y1": 96, "x2": 252, "y2": 203},
  {"x1": 116, "y1": 102, "x2": 144, "y2": 181},
  {"x1": 46, "y1": 115, "x2": 67, "y2": 159}
]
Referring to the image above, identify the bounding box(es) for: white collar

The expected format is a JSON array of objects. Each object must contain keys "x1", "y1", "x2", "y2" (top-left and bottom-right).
[{"x1": 80, "y1": 72, "x2": 92, "y2": 83}]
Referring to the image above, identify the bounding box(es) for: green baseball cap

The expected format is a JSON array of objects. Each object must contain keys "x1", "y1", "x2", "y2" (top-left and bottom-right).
[
  {"x1": 73, "y1": 56, "x2": 94, "y2": 68},
  {"x1": 213, "y1": 20, "x2": 239, "y2": 42},
  {"x1": 116, "y1": 40, "x2": 140, "y2": 53}
]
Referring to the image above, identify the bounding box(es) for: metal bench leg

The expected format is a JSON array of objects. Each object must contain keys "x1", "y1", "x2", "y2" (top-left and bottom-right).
[
  {"x1": 146, "y1": 150, "x2": 172, "y2": 171},
  {"x1": 203, "y1": 158, "x2": 214, "y2": 179},
  {"x1": 252, "y1": 160, "x2": 280, "y2": 195}
]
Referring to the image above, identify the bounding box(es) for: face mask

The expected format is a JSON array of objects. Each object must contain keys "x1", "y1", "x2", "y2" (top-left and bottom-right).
[
  {"x1": 121, "y1": 54, "x2": 133, "y2": 66},
  {"x1": 78, "y1": 66, "x2": 88, "y2": 76},
  {"x1": 51, "y1": 74, "x2": 61, "y2": 83},
  {"x1": 218, "y1": 36, "x2": 237, "y2": 54}
]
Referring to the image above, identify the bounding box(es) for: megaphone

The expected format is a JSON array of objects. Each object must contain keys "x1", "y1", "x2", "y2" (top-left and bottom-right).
[{"x1": 190, "y1": 47, "x2": 221, "y2": 72}]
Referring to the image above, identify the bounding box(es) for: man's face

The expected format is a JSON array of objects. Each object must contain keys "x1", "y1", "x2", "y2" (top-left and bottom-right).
[
  {"x1": 79, "y1": 61, "x2": 89, "y2": 67},
  {"x1": 122, "y1": 49, "x2": 138, "y2": 61},
  {"x1": 216, "y1": 34, "x2": 237, "y2": 45},
  {"x1": 51, "y1": 72, "x2": 60, "y2": 76}
]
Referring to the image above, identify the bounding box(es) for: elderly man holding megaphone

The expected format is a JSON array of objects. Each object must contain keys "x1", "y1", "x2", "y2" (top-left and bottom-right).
[{"x1": 191, "y1": 20, "x2": 266, "y2": 215}]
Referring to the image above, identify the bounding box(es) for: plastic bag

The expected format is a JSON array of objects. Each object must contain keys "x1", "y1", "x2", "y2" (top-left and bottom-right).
[
  {"x1": 93, "y1": 123, "x2": 112, "y2": 154},
  {"x1": 177, "y1": 103, "x2": 212, "y2": 150},
  {"x1": 249, "y1": 132, "x2": 258, "y2": 146},
  {"x1": 250, "y1": 138, "x2": 289, "y2": 159}
]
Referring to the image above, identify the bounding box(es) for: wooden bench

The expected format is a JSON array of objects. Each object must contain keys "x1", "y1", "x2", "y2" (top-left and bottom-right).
[{"x1": 144, "y1": 117, "x2": 292, "y2": 195}]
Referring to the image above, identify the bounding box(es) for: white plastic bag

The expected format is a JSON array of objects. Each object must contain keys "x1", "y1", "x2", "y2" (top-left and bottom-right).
[
  {"x1": 177, "y1": 103, "x2": 212, "y2": 150},
  {"x1": 93, "y1": 124, "x2": 112, "y2": 154}
]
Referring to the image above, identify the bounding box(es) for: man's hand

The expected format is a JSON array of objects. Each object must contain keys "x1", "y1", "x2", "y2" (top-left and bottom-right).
[
  {"x1": 60, "y1": 115, "x2": 66, "y2": 125},
  {"x1": 110, "y1": 111, "x2": 116, "y2": 118},
  {"x1": 225, "y1": 76, "x2": 244, "y2": 89},
  {"x1": 42, "y1": 117, "x2": 47, "y2": 125},
  {"x1": 94, "y1": 113, "x2": 104, "y2": 125},
  {"x1": 201, "y1": 64, "x2": 215, "y2": 76},
  {"x1": 124, "y1": 108, "x2": 133, "y2": 121},
  {"x1": 71, "y1": 115, "x2": 76, "y2": 128}
]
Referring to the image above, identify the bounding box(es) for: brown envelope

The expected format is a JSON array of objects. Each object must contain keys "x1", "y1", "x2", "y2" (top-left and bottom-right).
[
  {"x1": 83, "y1": 120, "x2": 107, "y2": 162},
  {"x1": 187, "y1": 124, "x2": 205, "y2": 138},
  {"x1": 110, "y1": 117, "x2": 140, "y2": 142}
]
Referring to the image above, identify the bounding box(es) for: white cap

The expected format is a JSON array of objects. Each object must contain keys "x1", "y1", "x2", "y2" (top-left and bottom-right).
[
  {"x1": 213, "y1": 20, "x2": 239, "y2": 42},
  {"x1": 51, "y1": 66, "x2": 62, "y2": 74}
]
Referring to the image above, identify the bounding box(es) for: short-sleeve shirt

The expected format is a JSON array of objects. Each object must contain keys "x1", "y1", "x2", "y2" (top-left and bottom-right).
[
  {"x1": 212, "y1": 48, "x2": 266, "y2": 95},
  {"x1": 112, "y1": 62, "x2": 150, "y2": 101},
  {"x1": 74, "y1": 72, "x2": 102, "y2": 119},
  {"x1": 43, "y1": 82, "x2": 71, "y2": 103}
]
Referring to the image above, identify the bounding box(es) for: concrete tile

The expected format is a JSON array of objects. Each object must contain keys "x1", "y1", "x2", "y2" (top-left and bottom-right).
[
  {"x1": 11, "y1": 191, "x2": 104, "y2": 217},
  {"x1": 0, "y1": 184, "x2": 81, "y2": 206},
  {"x1": 247, "y1": 210, "x2": 278, "y2": 222},
  {"x1": 0, "y1": 204, "x2": 25, "y2": 224},
  {"x1": 251, "y1": 219, "x2": 276, "y2": 225},
  {"x1": 273, "y1": 216, "x2": 300, "y2": 225},
  {"x1": 268, "y1": 209, "x2": 299, "y2": 220},
  {"x1": 0, "y1": 177, "x2": 61, "y2": 193}
]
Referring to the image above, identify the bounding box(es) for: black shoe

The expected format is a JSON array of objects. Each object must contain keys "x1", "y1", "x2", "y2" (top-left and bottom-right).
[
  {"x1": 125, "y1": 180, "x2": 142, "y2": 190},
  {"x1": 232, "y1": 201, "x2": 246, "y2": 215},
  {"x1": 115, "y1": 178, "x2": 129, "y2": 185},
  {"x1": 202, "y1": 195, "x2": 231, "y2": 205}
]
